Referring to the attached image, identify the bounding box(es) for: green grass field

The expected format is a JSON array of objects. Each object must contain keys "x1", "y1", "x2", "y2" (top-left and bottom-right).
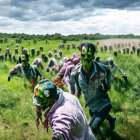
[{"x1": 0, "y1": 39, "x2": 140, "y2": 140}]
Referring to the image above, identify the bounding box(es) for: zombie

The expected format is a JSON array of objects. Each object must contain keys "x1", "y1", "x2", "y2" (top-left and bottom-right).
[
  {"x1": 108, "y1": 57, "x2": 127, "y2": 83},
  {"x1": 33, "y1": 80, "x2": 96, "y2": 140},
  {"x1": 51, "y1": 57, "x2": 68, "y2": 73},
  {"x1": 17, "y1": 48, "x2": 29, "y2": 64},
  {"x1": 62, "y1": 57, "x2": 80, "y2": 92},
  {"x1": 48, "y1": 58, "x2": 57, "y2": 68},
  {"x1": 53, "y1": 57, "x2": 74, "y2": 89},
  {"x1": 137, "y1": 47, "x2": 140, "y2": 56},
  {"x1": 113, "y1": 50, "x2": 118, "y2": 57},
  {"x1": 8, "y1": 53, "x2": 44, "y2": 88},
  {"x1": 70, "y1": 42, "x2": 116, "y2": 133},
  {"x1": 33, "y1": 58, "x2": 44, "y2": 70}
]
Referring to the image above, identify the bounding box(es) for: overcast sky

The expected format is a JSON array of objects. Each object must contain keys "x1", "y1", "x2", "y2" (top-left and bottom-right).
[{"x1": 0, "y1": 0, "x2": 140, "y2": 35}]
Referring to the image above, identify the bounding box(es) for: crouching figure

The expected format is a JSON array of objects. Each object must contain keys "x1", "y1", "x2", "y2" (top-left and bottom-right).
[{"x1": 33, "y1": 80, "x2": 96, "y2": 140}]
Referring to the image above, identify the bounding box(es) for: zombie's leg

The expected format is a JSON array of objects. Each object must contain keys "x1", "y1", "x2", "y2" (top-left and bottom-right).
[
  {"x1": 106, "y1": 114, "x2": 116, "y2": 130},
  {"x1": 91, "y1": 104, "x2": 112, "y2": 133},
  {"x1": 89, "y1": 109, "x2": 94, "y2": 117}
]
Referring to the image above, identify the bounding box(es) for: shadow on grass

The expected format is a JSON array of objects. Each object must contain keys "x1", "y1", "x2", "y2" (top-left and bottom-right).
[{"x1": 96, "y1": 129, "x2": 126, "y2": 140}]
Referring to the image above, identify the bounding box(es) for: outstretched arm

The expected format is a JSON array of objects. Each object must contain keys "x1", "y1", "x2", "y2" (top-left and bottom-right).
[
  {"x1": 116, "y1": 65, "x2": 127, "y2": 83},
  {"x1": 34, "y1": 66, "x2": 44, "y2": 79},
  {"x1": 8, "y1": 64, "x2": 21, "y2": 81},
  {"x1": 69, "y1": 71, "x2": 81, "y2": 97},
  {"x1": 117, "y1": 66, "x2": 126, "y2": 77}
]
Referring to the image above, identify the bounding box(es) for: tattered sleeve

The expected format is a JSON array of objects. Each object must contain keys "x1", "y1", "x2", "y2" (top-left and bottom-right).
[
  {"x1": 51, "y1": 113, "x2": 72, "y2": 139},
  {"x1": 103, "y1": 65, "x2": 112, "y2": 90},
  {"x1": 34, "y1": 66, "x2": 43, "y2": 77},
  {"x1": 69, "y1": 71, "x2": 76, "y2": 95},
  {"x1": 8, "y1": 64, "x2": 21, "y2": 78},
  {"x1": 116, "y1": 65, "x2": 126, "y2": 76}
]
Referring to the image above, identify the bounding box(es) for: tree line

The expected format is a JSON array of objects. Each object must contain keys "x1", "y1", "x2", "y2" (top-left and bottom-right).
[{"x1": 0, "y1": 33, "x2": 140, "y2": 43}]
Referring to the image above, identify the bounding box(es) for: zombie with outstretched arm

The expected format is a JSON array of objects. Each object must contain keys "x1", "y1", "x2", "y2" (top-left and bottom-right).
[
  {"x1": 108, "y1": 57, "x2": 128, "y2": 83},
  {"x1": 8, "y1": 53, "x2": 44, "y2": 88}
]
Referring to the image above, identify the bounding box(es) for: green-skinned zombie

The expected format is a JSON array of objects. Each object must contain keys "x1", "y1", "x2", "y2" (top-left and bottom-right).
[
  {"x1": 21, "y1": 54, "x2": 29, "y2": 67},
  {"x1": 80, "y1": 44, "x2": 95, "y2": 73},
  {"x1": 70, "y1": 42, "x2": 116, "y2": 133},
  {"x1": 33, "y1": 80, "x2": 96, "y2": 140},
  {"x1": 8, "y1": 53, "x2": 44, "y2": 88},
  {"x1": 34, "y1": 81, "x2": 57, "y2": 110},
  {"x1": 17, "y1": 48, "x2": 29, "y2": 64}
]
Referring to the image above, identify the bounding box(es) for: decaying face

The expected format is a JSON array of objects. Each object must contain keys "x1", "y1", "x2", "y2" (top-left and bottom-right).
[
  {"x1": 80, "y1": 46, "x2": 95, "y2": 71},
  {"x1": 21, "y1": 55, "x2": 28, "y2": 67},
  {"x1": 34, "y1": 84, "x2": 56, "y2": 109}
]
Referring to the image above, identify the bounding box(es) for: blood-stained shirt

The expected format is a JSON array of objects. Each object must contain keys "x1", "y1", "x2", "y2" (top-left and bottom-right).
[{"x1": 69, "y1": 61, "x2": 112, "y2": 112}]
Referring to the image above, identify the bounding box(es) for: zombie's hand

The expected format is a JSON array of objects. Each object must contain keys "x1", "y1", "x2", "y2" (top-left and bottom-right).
[
  {"x1": 42, "y1": 118, "x2": 49, "y2": 132},
  {"x1": 42, "y1": 119, "x2": 46, "y2": 129},
  {"x1": 8, "y1": 76, "x2": 11, "y2": 82},
  {"x1": 77, "y1": 93, "x2": 81, "y2": 99},
  {"x1": 61, "y1": 79, "x2": 65, "y2": 85},
  {"x1": 52, "y1": 132, "x2": 65, "y2": 140},
  {"x1": 40, "y1": 76, "x2": 45, "y2": 80},
  {"x1": 123, "y1": 75, "x2": 128, "y2": 83}
]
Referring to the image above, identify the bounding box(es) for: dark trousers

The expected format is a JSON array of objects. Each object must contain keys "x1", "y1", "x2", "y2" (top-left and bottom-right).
[{"x1": 89, "y1": 104, "x2": 114, "y2": 132}]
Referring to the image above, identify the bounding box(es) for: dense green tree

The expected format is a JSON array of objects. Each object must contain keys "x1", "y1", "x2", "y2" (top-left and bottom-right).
[{"x1": 0, "y1": 32, "x2": 140, "y2": 41}]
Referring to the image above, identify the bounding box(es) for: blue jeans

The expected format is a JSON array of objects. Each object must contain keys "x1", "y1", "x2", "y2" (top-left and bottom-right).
[{"x1": 90, "y1": 104, "x2": 113, "y2": 132}]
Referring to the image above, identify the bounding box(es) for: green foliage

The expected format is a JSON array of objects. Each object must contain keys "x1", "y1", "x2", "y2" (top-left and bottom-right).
[
  {"x1": 0, "y1": 39, "x2": 140, "y2": 140},
  {"x1": 0, "y1": 32, "x2": 140, "y2": 41}
]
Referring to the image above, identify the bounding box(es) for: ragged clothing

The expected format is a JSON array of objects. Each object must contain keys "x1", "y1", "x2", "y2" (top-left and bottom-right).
[
  {"x1": 8, "y1": 64, "x2": 43, "y2": 84},
  {"x1": 33, "y1": 89, "x2": 96, "y2": 140},
  {"x1": 109, "y1": 63, "x2": 126, "y2": 77},
  {"x1": 63, "y1": 64, "x2": 75, "y2": 92},
  {"x1": 69, "y1": 61, "x2": 112, "y2": 113},
  {"x1": 48, "y1": 58, "x2": 57, "y2": 68}
]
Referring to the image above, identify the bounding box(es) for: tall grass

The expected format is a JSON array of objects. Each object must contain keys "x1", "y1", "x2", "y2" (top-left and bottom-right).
[{"x1": 0, "y1": 39, "x2": 140, "y2": 140}]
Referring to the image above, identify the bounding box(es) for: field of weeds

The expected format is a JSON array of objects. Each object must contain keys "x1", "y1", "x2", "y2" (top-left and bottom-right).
[{"x1": 0, "y1": 38, "x2": 140, "y2": 140}]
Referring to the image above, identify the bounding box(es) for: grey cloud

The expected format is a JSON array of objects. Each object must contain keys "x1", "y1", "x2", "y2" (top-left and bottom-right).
[
  {"x1": 0, "y1": 21, "x2": 11, "y2": 26},
  {"x1": 0, "y1": 0, "x2": 97, "y2": 22},
  {"x1": 0, "y1": 17, "x2": 15, "y2": 27},
  {"x1": 0, "y1": 0, "x2": 40, "y2": 21},
  {"x1": 60, "y1": 0, "x2": 140, "y2": 10},
  {"x1": 0, "y1": 0, "x2": 139, "y2": 23},
  {"x1": 93, "y1": 0, "x2": 140, "y2": 10},
  {"x1": 41, "y1": 8, "x2": 93, "y2": 21}
]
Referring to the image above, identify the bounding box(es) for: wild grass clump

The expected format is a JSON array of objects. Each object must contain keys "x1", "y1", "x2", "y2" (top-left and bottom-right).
[{"x1": 0, "y1": 90, "x2": 20, "y2": 109}]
